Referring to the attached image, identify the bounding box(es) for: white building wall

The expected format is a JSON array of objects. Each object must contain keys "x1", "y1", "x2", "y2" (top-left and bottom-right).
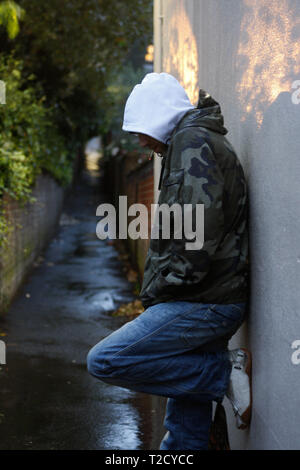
[{"x1": 154, "y1": 0, "x2": 300, "y2": 450}]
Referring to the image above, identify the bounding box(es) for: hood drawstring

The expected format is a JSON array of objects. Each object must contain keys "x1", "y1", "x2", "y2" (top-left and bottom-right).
[{"x1": 158, "y1": 155, "x2": 166, "y2": 191}]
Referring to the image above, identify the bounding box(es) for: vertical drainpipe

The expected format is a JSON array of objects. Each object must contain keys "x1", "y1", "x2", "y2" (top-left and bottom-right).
[{"x1": 153, "y1": 0, "x2": 164, "y2": 204}]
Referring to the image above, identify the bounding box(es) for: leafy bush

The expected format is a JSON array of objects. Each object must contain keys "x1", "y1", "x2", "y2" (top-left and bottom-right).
[
  {"x1": 0, "y1": 1, "x2": 24, "y2": 39},
  {"x1": 0, "y1": 55, "x2": 72, "y2": 244}
]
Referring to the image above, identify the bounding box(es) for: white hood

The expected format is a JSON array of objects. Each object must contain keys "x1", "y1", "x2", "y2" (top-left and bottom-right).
[{"x1": 122, "y1": 72, "x2": 194, "y2": 144}]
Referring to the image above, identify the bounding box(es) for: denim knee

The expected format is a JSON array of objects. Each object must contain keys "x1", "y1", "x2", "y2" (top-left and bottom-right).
[
  {"x1": 87, "y1": 344, "x2": 129, "y2": 390},
  {"x1": 86, "y1": 344, "x2": 108, "y2": 378}
]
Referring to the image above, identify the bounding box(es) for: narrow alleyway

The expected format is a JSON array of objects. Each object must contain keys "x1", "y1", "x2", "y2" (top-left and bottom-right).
[{"x1": 0, "y1": 161, "x2": 158, "y2": 450}]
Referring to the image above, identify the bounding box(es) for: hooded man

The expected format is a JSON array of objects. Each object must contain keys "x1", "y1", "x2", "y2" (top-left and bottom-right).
[{"x1": 87, "y1": 73, "x2": 251, "y2": 450}]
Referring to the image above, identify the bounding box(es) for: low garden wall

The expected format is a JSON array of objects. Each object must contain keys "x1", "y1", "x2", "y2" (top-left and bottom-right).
[{"x1": 0, "y1": 172, "x2": 65, "y2": 313}]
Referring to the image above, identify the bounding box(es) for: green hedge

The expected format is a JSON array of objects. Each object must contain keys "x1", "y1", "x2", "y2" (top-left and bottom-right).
[{"x1": 0, "y1": 55, "x2": 73, "y2": 245}]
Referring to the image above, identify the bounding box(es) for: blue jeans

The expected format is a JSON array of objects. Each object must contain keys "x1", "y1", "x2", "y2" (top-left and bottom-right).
[{"x1": 86, "y1": 301, "x2": 246, "y2": 450}]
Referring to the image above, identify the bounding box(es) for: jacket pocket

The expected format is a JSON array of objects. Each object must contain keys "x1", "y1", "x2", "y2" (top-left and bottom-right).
[
  {"x1": 163, "y1": 168, "x2": 184, "y2": 186},
  {"x1": 161, "y1": 168, "x2": 184, "y2": 205}
]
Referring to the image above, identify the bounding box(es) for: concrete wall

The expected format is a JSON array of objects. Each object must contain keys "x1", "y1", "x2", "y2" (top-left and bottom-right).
[
  {"x1": 0, "y1": 173, "x2": 64, "y2": 313},
  {"x1": 154, "y1": 0, "x2": 300, "y2": 450}
]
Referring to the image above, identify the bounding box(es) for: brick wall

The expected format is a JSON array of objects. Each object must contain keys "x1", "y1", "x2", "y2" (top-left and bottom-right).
[
  {"x1": 127, "y1": 160, "x2": 154, "y2": 275},
  {"x1": 104, "y1": 152, "x2": 155, "y2": 279}
]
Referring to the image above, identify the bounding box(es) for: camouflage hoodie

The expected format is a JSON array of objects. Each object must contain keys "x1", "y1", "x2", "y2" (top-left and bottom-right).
[{"x1": 124, "y1": 75, "x2": 249, "y2": 309}]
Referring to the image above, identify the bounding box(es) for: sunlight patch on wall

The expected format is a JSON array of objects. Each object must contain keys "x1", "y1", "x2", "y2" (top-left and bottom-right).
[
  {"x1": 163, "y1": 1, "x2": 199, "y2": 105},
  {"x1": 236, "y1": 0, "x2": 300, "y2": 126}
]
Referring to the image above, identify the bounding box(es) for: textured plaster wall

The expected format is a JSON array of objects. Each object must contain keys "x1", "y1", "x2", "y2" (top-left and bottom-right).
[{"x1": 154, "y1": 0, "x2": 300, "y2": 449}]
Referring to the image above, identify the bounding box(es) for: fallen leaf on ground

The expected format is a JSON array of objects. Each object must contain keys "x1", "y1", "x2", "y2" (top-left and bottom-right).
[{"x1": 112, "y1": 300, "x2": 144, "y2": 322}]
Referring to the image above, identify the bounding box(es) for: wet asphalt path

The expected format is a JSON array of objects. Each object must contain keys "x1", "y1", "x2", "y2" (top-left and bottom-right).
[{"x1": 0, "y1": 167, "x2": 155, "y2": 450}]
